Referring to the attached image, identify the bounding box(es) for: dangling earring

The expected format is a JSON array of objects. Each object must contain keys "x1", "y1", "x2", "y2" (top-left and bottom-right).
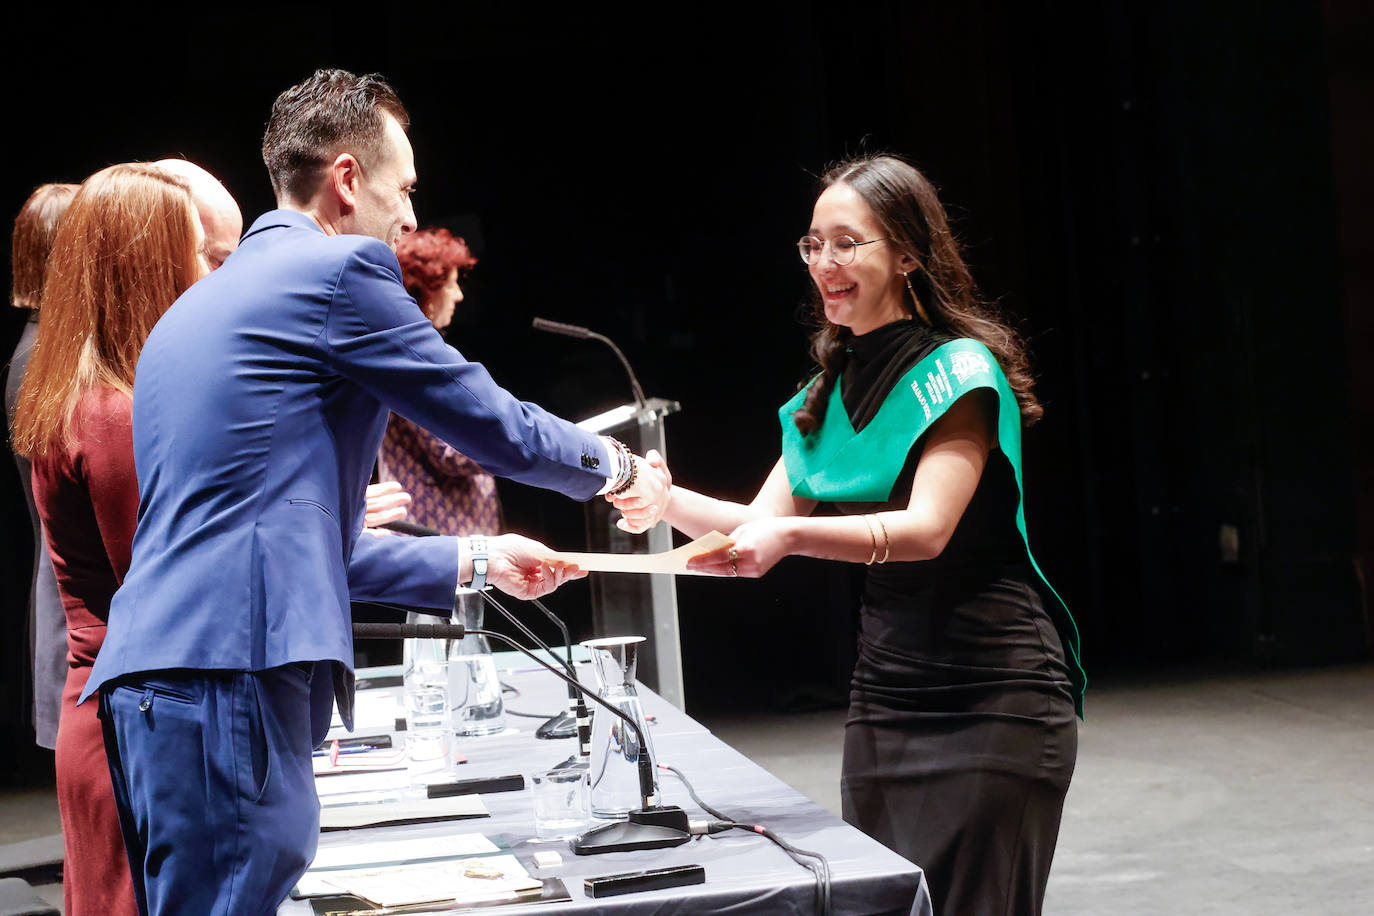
[{"x1": 903, "y1": 271, "x2": 933, "y2": 325}]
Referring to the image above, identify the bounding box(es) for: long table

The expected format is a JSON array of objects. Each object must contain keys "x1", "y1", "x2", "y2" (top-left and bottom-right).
[{"x1": 281, "y1": 656, "x2": 931, "y2": 915}]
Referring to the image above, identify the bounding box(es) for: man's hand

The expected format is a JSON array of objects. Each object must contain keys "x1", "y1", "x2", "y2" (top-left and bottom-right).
[
  {"x1": 486, "y1": 534, "x2": 586, "y2": 600},
  {"x1": 609, "y1": 449, "x2": 671, "y2": 534},
  {"x1": 364, "y1": 481, "x2": 412, "y2": 533}
]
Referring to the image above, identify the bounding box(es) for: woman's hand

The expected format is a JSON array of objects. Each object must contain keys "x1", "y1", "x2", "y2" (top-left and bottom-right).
[
  {"x1": 485, "y1": 533, "x2": 586, "y2": 600},
  {"x1": 364, "y1": 481, "x2": 411, "y2": 531},
  {"x1": 610, "y1": 449, "x2": 672, "y2": 534},
  {"x1": 686, "y1": 517, "x2": 795, "y2": 578}
]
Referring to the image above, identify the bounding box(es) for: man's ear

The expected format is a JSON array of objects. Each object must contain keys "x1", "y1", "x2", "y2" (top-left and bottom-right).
[{"x1": 330, "y1": 153, "x2": 362, "y2": 214}]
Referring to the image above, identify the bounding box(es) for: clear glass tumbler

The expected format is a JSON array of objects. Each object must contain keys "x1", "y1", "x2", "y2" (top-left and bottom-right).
[
  {"x1": 531, "y1": 767, "x2": 590, "y2": 840},
  {"x1": 448, "y1": 590, "x2": 506, "y2": 737},
  {"x1": 403, "y1": 626, "x2": 453, "y2": 779}
]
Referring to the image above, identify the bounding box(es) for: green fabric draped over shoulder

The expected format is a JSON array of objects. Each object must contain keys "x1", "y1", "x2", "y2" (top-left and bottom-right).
[{"x1": 779, "y1": 337, "x2": 1086, "y2": 716}]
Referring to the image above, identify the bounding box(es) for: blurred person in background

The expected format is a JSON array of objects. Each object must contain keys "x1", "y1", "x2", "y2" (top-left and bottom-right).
[
  {"x1": 6, "y1": 182, "x2": 78, "y2": 753},
  {"x1": 379, "y1": 227, "x2": 500, "y2": 537}
]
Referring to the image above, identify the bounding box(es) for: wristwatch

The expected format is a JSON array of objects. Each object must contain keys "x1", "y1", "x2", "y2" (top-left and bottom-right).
[{"x1": 469, "y1": 536, "x2": 488, "y2": 591}]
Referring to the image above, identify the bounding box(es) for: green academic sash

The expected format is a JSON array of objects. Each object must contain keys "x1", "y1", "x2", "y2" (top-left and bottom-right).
[{"x1": 779, "y1": 338, "x2": 1086, "y2": 715}]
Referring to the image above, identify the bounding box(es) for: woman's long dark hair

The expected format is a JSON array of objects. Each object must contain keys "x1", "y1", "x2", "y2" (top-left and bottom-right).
[{"x1": 792, "y1": 154, "x2": 1042, "y2": 433}]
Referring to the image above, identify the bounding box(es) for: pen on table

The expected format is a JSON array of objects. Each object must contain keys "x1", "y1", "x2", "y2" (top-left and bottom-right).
[{"x1": 312, "y1": 740, "x2": 389, "y2": 758}]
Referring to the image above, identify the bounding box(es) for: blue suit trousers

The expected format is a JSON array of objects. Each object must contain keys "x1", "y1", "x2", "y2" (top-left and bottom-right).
[{"x1": 100, "y1": 665, "x2": 319, "y2": 916}]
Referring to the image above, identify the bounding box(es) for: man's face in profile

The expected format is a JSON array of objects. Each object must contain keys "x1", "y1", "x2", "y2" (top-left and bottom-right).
[{"x1": 350, "y1": 114, "x2": 418, "y2": 250}]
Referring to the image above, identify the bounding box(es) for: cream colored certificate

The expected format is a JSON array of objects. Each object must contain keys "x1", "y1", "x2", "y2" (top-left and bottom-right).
[
  {"x1": 545, "y1": 530, "x2": 733, "y2": 575},
  {"x1": 315, "y1": 854, "x2": 539, "y2": 907}
]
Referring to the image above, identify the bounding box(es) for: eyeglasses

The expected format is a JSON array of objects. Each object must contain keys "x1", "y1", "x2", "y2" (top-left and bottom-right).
[{"x1": 797, "y1": 234, "x2": 887, "y2": 266}]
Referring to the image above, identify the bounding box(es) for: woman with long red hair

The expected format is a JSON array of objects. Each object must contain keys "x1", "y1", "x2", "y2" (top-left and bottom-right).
[{"x1": 12, "y1": 162, "x2": 209, "y2": 916}]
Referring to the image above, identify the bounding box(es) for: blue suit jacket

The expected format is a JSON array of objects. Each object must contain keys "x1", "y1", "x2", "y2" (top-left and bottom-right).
[{"x1": 84, "y1": 211, "x2": 607, "y2": 735}]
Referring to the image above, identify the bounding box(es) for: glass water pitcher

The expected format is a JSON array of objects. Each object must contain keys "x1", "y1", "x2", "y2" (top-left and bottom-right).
[{"x1": 580, "y1": 635, "x2": 659, "y2": 818}]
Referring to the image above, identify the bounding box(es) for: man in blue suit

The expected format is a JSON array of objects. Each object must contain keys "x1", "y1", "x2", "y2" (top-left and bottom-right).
[{"x1": 84, "y1": 70, "x2": 667, "y2": 915}]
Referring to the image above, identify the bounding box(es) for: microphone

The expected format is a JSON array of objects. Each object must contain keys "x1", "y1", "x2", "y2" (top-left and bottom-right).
[
  {"x1": 477, "y1": 590, "x2": 591, "y2": 750},
  {"x1": 532, "y1": 318, "x2": 647, "y2": 408},
  {"x1": 355, "y1": 622, "x2": 461, "y2": 640},
  {"x1": 378, "y1": 520, "x2": 442, "y2": 537},
  {"x1": 353, "y1": 621, "x2": 691, "y2": 854}
]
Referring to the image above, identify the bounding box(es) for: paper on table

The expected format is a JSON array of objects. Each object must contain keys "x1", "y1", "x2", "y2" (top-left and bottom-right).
[
  {"x1": 318, "y1": 794, "x2": 488, "y2": 831},
  {"x1": 319, "y1": 854, "x2": 540, "y2": 908},
  {"x1": 315, "y1": 769, "x2": 412, "y2": 798},
  {"x1": 544, "y1": 530, "x2": 733, "y2": 575},
  {"x1": 308, "y1": 832, "x2": 499, "y2": 871},
  {"x1": 314, "y1": 769, "x2": 406, "y2": 796},
  {"x1": 319, "y1": 788, "x2": 410, "y2": 809},
  {"x1": 312, "y1": 747, "x2": 406, "y2": 776},
  {"x1": 327, "y1": 690, "x2": 404, "y2": 732}
]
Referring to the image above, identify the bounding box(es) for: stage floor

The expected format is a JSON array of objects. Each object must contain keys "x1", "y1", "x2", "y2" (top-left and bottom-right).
[{"x1": 708, "y1": 660, "x2": 1374, "y2": 916}]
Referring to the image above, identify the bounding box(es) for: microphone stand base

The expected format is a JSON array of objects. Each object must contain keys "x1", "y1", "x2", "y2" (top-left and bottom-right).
[
  {"x1": 535, "y1": 711, "x2": 578, "y2": 740},
  {"x1": 573, "y1": 806, "x2": 691, "y2": 856}
]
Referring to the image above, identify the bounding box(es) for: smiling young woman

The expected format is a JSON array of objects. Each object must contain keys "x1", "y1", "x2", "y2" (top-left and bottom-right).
[
  {"x1": 802, "y1": 181, "x2": 914, "y2": 335},
  {"x1": 614, "y1": 153, "x2": 1083, "y2": 916}
]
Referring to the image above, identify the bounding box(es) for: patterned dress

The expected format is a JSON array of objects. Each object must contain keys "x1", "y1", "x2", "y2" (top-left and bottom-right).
[{"x1": 377, "y1": 412, "x2": 501, "y2": 535}]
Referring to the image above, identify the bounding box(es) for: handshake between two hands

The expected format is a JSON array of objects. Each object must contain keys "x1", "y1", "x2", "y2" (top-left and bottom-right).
[
  {"x1": 359, "y1": 449, "x2": 732, "y2": 601},
  {"x1": 493, "y1": 448, "x2": 678, "y2": 599}
]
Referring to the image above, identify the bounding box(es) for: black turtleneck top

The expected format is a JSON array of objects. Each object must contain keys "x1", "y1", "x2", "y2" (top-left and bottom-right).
[{"x1": 825, "y1": 320, "x2": 1068, "y2": 681}]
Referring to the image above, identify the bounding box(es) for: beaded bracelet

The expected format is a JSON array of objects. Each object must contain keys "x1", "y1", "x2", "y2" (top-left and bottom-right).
[{"x1": 606, "y1": 438, "x2": 638, "y2": 497}]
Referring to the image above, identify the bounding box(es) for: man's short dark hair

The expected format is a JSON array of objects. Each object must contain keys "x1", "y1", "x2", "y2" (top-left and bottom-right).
[{"x1": 261, "y1": 69, "x2": 410, "y2": 204}]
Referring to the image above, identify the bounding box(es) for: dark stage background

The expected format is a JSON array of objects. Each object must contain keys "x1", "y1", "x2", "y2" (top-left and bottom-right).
[{"x1": 3, "y1": 3, "x2": 1371, "y2": 777}]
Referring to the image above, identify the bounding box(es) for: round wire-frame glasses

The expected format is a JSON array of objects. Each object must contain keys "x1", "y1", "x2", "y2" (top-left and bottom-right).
[{"x1": 797, "y1": 234, "x2": 887, "y2": 266}]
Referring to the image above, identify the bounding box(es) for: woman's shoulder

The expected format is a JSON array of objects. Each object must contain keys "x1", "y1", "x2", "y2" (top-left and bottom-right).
[
  {"x1": 74, "y1": 386, "x2": 132, "y2": 417},
  {"x1": 71, "y1": 387, "x2": 133, "y2": 439}
]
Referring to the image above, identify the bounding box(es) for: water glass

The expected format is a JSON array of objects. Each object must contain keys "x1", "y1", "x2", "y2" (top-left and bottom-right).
[
  {"x1": 405, "y1": 683, "x2": 453, "y2": 780},
  {"x1": 531, "y1": 768, "x2": 590, "y2": 841}
]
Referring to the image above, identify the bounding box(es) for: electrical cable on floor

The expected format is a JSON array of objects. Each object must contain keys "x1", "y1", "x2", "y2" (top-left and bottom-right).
[{"x1": 660, "y1": 763, "x2": 832, "y2": 915}]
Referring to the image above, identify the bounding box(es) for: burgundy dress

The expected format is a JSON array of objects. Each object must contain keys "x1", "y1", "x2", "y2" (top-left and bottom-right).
[
  {"x1": 31, "y1": 387, "x2": 139, "y2": 916},
  {"x1": 378, "y1": 411, "x2": 501, "y2": 535}
]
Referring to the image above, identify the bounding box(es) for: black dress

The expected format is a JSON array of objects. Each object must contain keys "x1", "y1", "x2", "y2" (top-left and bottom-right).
[{"x1": 830, "y1": 320, "x2": 1078, "y2": 916}]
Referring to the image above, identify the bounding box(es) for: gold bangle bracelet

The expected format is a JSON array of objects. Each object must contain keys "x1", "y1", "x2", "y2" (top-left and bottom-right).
[
  {"x1": 874, "y1": 515, "x2": 891, "y2": 564},
  {"x1": 862, "y1": 514, "x2": 879, "y2": 565}
]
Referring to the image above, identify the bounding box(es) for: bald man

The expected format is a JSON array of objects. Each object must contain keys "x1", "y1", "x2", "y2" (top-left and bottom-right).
[{"x1": 153, "y1": 158, "x2": 243, "y2": 268}]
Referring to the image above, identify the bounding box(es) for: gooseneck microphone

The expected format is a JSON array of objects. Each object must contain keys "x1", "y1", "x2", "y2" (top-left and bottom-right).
[
  {"x1": 531, "y1": 318, "x2": 647, "y2": 408},
  {"x1": 477, "y1": 590, "x2": 591, "y2": 751},
  {"x1": 353, "y1": 621, "x2": 692, "y2": 854}
]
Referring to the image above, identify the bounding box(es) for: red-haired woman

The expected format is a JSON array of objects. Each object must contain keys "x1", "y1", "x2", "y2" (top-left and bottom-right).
[
  {"x1": 379, "y1": 227, "x2": 500, "y2": 536},
  {"x1": 12, "y1": 163, "x2": 210, "y2": 916},
  {"x1": 7, "y1": 182, "x2": 78, "y2": 752}
]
